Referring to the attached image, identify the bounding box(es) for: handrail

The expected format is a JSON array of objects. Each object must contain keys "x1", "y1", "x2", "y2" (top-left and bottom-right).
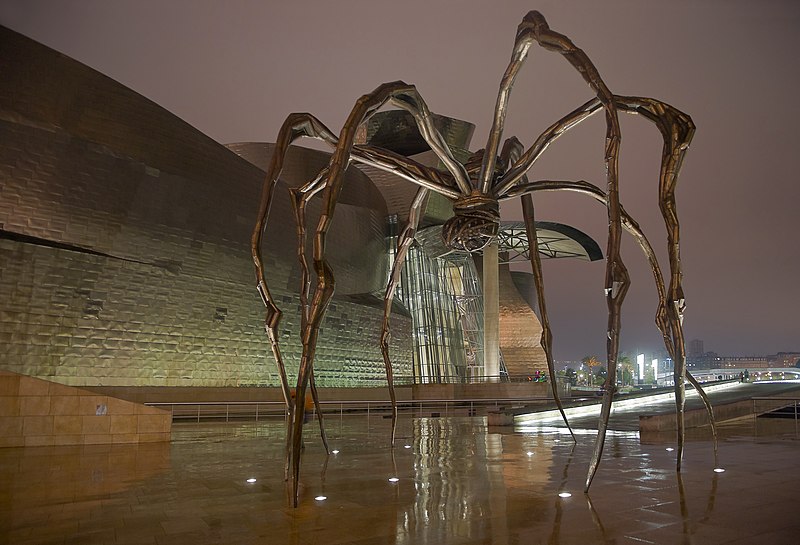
[{"x1": 145, "y1": 397, "x2": 551, "y2": 423}]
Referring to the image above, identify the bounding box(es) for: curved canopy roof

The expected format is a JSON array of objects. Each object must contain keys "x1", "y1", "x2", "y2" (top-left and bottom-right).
[
  {"x1": 497, "y1": 221, "x2": 603, "y2": 263},
  {"x1": 417, "y1": 221, "x2": 602, "y2": 262}
]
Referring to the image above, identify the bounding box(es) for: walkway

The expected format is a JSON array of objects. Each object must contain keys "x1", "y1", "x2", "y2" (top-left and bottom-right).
[{"x1": 1, "y1": 412, "x2": 799, "y2": 544}]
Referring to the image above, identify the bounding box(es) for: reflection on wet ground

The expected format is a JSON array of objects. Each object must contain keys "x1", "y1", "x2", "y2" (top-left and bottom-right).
[{"x1": 1, "y1": 415, "x2": 798, "y2": 544}]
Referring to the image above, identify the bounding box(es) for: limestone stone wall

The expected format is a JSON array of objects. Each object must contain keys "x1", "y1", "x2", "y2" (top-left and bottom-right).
[{"x1": 0, "y1": 370, "x2": 171, "y2": 448}]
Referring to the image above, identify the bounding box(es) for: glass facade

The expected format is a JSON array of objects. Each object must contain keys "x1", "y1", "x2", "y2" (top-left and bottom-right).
[{"x1": 388, "y1": 220, "x2": 509, "y2": 384}]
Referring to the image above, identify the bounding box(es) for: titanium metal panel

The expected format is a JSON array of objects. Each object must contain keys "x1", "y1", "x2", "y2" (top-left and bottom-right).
[{"x1": 0, "y1": 26, "x2": 411, "y2": 388}]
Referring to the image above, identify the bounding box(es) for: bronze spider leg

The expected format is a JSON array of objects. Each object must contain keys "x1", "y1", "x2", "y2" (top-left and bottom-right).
[
  {"x1": 499, "y1": 136, "x2": 575, "y2": 440},
  {"x1": 290, "y1": 150, "x2": 459, "y2": 454},
  {"x1": 614, "y1": 96, "x2": 717, "y2": 469},
  {"x1": 521, "y1": 194, "x2": 576, "y2": 442},
  {"x1": 254, "y1": 111, "x2": 461, "y2": 484},
  {"x1": 498, "y1": 91, "x2": 716, "y2": 484},
  {"x1": 255, "y1": 85, "x2": 472, "y2": 506},
  {"x1": 482, "y1": 10, "x2": 627, "y2": 491},
  {"x1": 291, "y1": 82, "x2": 474, "y2": 506},
  {"x1": 505, "y1": 178, "x2": 718, "y2": 470},
  {"x1": 251, "y1": 117, "x2": 335, "y2": 483},
  {"x1": 289, "y1": 179, "x2": 330, "y2": 455},
  {"x1": 380, "y1": 187, "x2": 430, "y2": 446}
]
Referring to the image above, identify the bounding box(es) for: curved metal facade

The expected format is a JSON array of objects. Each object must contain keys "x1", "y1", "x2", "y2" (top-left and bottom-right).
[
  {"x1": 0, "y1": 27, "x2": 604, "y2": 389},
  {"x1": 0, "y1": 26, "x2": 411, "y2": 388}
]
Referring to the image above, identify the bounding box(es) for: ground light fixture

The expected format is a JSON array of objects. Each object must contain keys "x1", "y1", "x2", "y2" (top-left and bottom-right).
[
  {"x1": 388, "y1": 477, "x2": 399, "y2": 483},
  {"x1": 246, "y1": 478, "x2": 257, "y2": 483},
  {"x1": 713, "y1": 468, "x2": 726, "y2": 473},
  {"x1": 315, "y1": 495, "x2": 327, "y2": 501},
  {"x1": 331, "y1": 450, "x2": 340, "y2": 454},
  {"x1": 558, "y1": 492, "x2": 572, "y2": 498}
]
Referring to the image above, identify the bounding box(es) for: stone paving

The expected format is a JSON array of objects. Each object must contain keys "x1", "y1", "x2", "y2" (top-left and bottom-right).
[{"x1": 1, "y1": 414, "x2": 798, "y2": 544}]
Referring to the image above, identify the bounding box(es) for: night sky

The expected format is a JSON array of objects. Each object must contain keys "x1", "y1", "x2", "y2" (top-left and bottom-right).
[{"x1": 2, "y1": 0, "x2": 798, "y2": 361}]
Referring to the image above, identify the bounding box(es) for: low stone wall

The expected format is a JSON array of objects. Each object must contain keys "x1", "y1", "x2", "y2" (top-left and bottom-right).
[
  {"x1": 639, "y1": 399, "x2": 756, "y2": 432},
  {"x1": 0, "y1": 371, "x2": 171, "y2": 448},
  {"x1": 84, "y1": 385, "x2": 414, "y2": 404},
  {"x1": 413, "y1": 382, "x2": 550, "y2": 400},
  {"x1": 85, "y1": 382, "x2": 550, "y2": 405}
]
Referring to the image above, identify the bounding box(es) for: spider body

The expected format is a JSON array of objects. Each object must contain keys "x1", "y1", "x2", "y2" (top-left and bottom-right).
[
  {"x1": 441, "y1": 192, "x2": 500, "y2": 252},
  {"x1": 252, "y1": 10, "x2": 718, "y2": 507}
]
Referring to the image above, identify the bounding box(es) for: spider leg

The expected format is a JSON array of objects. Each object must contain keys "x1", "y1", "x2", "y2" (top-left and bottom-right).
[
  {"x1": 505, "y1": 178, "x2": 717, "y2": 471},
  {"x1": 524, "y1": 11, "x2": 628, "y2": 493},
  {"x1": 289, "y1": 183, "x2": 330, "y2": 455},
  {"x1": 498, "y1": 88, "x2": 709, "y2": 483},
  {"x1": 251, "y1": 114, "x2": 337, "y2": 483},
  {"x1": 287, "y1": 81, "x2": 468, "y2": 507},
  {"x1": 381, "y1": 187, "x2": 429, "y2": 446},
  {"x1": 614, "y1": 96, "x2": 715, "y2": 469},
  {"x1": 480, "y1": 11, "x2": 627, "y2": 491},
  {"x1": 521, "y1": 194, "x2": 576, "y2": 442},
  {"x1": 499, "y1": 136, "x2": 575, "y2": 440}
]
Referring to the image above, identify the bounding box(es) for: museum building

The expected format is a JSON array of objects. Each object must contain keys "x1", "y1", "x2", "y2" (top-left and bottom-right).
[{"x1": 0, "y1": 26, "x2": 600, "y2": 392}]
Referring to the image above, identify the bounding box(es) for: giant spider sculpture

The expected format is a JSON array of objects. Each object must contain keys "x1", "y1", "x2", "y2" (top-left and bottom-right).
[{"x1": 251, "y1": 10, "x2": 718, "y2": 507}]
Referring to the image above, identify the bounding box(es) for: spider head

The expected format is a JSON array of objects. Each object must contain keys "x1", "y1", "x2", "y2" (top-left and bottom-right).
[{"x1": 441, "y1": 193, "x2": 500, "y2": 253}]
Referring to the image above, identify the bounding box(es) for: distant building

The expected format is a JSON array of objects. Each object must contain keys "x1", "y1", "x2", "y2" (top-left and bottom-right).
[
  {"x1": 688, "y1": 339, "x2": 704, "y2": 358},
  {"x1": 708, "y1": 355, "x2": 771, "y2": 369},
  {"x1": 768, "y1": 352, "x2": 800, "y2": 368}
]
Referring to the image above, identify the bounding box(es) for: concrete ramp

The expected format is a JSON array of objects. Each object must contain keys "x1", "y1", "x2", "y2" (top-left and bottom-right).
[{"x1": 0, "y1": 371, "x2": 171, "y2": 447}]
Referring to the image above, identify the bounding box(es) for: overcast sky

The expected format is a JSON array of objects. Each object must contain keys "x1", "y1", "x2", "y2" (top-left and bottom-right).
[{"x1": 2, "y1": 0, "x2": 798, "y2": 361}]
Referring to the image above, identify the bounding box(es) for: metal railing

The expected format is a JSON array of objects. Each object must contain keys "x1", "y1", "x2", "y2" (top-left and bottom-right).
[{"x1": 145, "y1": 397, "x2": 551, "y2": 423}]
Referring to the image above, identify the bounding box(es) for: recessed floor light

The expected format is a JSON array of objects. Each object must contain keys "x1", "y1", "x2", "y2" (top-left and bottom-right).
[
  {"x1": 246, "y1": 478, "x2": 257, "y2": 483},
  {"x1": 331, "y1": 450, "x2": 340, "y2": 454},
  {"x1": 388, "y1": 477, "x2": 399, "y2": 483},
  {"x1": 404, "y1": 445, "x2": 411, "y2": 449},
  {"x1": 558, "y1": 492, "x2": 572, "y2": 498},
  {"x1": 665, "y1": 447, "x2": 675, "y2": 452},
  {"x1": 526, "y1": 451, "x2": 534, "y2": 456},
  {"x1": 713, "y1": 468, "x2": 726, "y2": 473},
  {"x1": 315, "y1": 495, "x2": 327, "y2": 501}
]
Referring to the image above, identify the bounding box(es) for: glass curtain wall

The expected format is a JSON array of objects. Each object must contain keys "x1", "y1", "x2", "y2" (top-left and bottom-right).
[{"x1": 387, "y1": 217, "x2": 487, "y2": 384}]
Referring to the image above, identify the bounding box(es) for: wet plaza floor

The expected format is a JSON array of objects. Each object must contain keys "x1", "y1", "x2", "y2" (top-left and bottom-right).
[{"x1": 1, "y1": 414, "x2": 799, "y2": 544}]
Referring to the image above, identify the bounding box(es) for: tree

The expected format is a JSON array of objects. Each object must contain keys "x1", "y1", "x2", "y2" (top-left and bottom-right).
[
  {"x1": 618, "y1": 353, "x2": 634, "y2": 387},
  {"x1": 581, "y1": 356, "x2": 602, "y2": 387}
]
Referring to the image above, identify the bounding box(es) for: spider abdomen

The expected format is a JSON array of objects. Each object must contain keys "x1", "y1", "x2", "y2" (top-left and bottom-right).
[{"x1": 441, "y1": 193, "x2": 500, "y2": 252}]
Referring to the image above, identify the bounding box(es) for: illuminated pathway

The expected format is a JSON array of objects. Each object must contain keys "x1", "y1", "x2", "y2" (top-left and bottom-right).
[{"x1": 515, "y1": 381, "x2": 800, "y2": 431}]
